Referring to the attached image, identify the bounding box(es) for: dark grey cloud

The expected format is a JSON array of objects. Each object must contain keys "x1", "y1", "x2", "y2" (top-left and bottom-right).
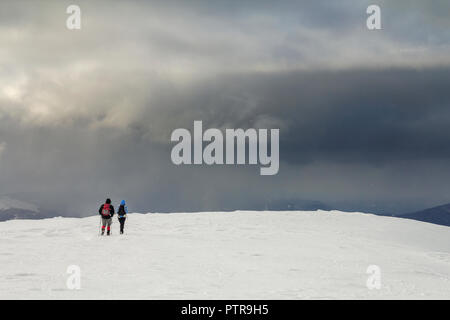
[
  {"x1": 0, "y1": 0, "x2": 449, "y2": 216},
  {"x1": 1, "y1": 67, "x2": 450, "y2": 216}
]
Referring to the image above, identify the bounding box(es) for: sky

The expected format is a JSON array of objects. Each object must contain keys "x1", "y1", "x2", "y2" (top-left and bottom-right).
[{"x1": 0, "y1": 0, "x2": 449, "y2": 216}]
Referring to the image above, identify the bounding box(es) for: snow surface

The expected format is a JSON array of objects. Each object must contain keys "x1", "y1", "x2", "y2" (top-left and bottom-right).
[{"x1": 0, "y1": 210, "x2": 449, "y2": 299}]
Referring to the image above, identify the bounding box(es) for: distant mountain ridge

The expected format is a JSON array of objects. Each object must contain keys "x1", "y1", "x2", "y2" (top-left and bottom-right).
[
  {"x1": 0, "y1": 196, "x2": 47, "y2": 222},
  {"x1": 399, "y1": 203, "x2": 450, "y2": 227},
  {"x1": 0, "y1": 197, "x2": 38, "y2": 212},
  {"x1": 265, "y1": 199, "x2": 332, "y2": 211}
]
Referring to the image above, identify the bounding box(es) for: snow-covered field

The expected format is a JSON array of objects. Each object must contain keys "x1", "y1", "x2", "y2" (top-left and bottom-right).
[{"x1": 0, "y1": 210, "x2": 449, "y2": 299}]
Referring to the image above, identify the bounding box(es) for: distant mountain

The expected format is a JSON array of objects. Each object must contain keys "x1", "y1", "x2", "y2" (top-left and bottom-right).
[
  {"x1": 265, "y1": 199, "x2": 332, "y2": 211},
  {"x1": 0, "y1": 208, "x2": 42, "y2": 221},
  {"x1": 0, "y1": 197, "x2": 50, "y2": 222},
  {"x1": 399, "y1": 203, "x2": 450, "y2": 227},
  {"x1": 0, "y1": 196, "x2": 38, "y2": 212}
]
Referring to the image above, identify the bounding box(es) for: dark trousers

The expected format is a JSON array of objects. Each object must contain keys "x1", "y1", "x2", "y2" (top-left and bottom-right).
[{"x1": 118, "y1": 217, "x2": 126, "y2": 233}]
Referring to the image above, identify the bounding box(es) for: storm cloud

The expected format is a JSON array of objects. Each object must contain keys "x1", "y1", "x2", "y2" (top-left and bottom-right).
[{"x1": 0, "y1": 0, "x2": 449, "y2": 215}]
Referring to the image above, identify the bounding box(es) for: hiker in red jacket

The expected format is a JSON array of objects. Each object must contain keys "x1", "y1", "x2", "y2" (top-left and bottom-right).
[{"x1": 98, "y1": 198, "x2": 115, "y2": 236}]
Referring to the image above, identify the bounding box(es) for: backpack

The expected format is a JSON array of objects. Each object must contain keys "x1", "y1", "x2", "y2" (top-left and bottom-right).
[
  {"x1": 101, "y1": 203, "x2": 111, "y2": 217},
  {"x1": 118, "y1": 205, "x2": 126, "y2": 218}
]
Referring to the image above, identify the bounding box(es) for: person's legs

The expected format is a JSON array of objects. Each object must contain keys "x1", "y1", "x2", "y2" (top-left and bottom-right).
[
  {"x1": 101, "y1": 218, "x2": 107, "y2": 235},
  {"x1": 106, "y1": 218, "x2": 112, "y2": 235},
  {"x1": 119, "y1": 218, "x2": 125, "y2": 234}
]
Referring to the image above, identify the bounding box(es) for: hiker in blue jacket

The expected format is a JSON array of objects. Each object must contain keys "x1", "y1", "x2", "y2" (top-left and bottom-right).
[{"x1": 117, "y1": 200, "x2": 128, "y2": 234}]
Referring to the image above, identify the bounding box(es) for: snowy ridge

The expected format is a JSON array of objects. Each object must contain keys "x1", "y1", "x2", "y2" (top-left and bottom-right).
[{"x1": 0, "y1": 210, "x2": 449, "y2": 299}]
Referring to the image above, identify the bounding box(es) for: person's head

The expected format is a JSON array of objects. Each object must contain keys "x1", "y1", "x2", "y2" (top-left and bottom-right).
[
  {"x1": 106, "y1": 198, "x2": 111, "y2": 204},
  {"x1": 120, "y1": 200, "x2": 126, "y2": 206}
]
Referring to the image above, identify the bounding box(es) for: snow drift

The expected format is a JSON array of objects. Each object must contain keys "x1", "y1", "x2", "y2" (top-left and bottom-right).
[{"x1": 0, "y1": 210, "x2": 449, "y2": 299}]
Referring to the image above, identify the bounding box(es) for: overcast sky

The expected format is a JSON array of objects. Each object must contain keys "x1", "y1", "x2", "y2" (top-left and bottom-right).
[{"x1": 0, "y1": 0, "x2": 449, "y2": 216}]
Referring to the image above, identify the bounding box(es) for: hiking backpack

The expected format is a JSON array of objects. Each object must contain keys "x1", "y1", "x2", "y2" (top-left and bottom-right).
[
  {"x1": 101, "y1": 203, "x2": 111, "y2": 217},
  {"x1": 118, "y1": 205, "x2": 126, "y2": 218}
]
